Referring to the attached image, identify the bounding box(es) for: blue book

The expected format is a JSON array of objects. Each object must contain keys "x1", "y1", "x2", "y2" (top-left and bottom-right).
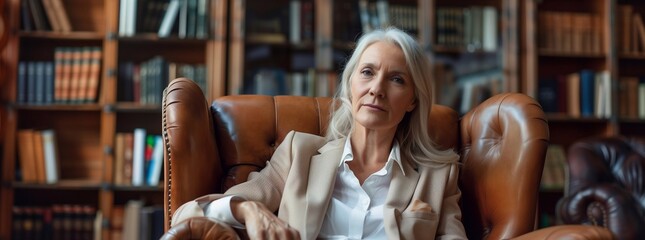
[
  {"x1": 579, "y1": 69, "x2": 595, "y2": 117},
  {"x1": 17, "y1": 62, "x2": 27, "y2": 103},
  {"x1": 538, "y1": 78, "x2": 558, "y2": 113}
]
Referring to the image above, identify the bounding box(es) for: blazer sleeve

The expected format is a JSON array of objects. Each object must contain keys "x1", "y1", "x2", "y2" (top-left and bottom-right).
[
  {"x1": 171, "y1": 131, "x2": 299, "y2": 226},
  {"x1": 436, "y1": 163, "x2": 467, "y2": 239}
]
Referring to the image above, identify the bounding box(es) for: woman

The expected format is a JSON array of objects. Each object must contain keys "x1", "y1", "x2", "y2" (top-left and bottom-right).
[{"x1": 171, "y1": 27, "x2": 467, "y2": 239}]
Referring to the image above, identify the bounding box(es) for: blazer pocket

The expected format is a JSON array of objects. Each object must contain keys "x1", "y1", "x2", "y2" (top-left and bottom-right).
[{"x1": 400, "y1": 210, "x2": 438, "y2": 220}]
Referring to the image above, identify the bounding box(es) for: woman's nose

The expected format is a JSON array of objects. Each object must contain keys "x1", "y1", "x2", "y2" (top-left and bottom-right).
[{"x1": 369, "y1": 78, "x2": 385, "y2": 98}]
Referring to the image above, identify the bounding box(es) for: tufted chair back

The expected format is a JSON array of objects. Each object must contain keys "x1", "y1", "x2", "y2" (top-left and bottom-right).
[
  {"x1": 557, "y1": 137, "x2": 645, "y2": 240},
  {"x1": 161, "y1": 78, "x2": 612, "y2": 239}
]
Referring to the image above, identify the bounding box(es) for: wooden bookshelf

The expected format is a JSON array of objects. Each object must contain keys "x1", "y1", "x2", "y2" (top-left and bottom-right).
[
  {"x1": 523, "y1": 0, "x2": 645, "y2": 226},
  {"x1": 0, "y1": 0, "x2": 227, "y2": 239}
]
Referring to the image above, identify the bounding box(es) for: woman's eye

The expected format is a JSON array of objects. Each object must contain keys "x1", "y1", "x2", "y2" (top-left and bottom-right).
[
  {"x1": 361, "y1": 69, "x2": 373, "y2": 76},
  {"x1": 392, "y1": 77, "x2": 404, "y2": 84}
]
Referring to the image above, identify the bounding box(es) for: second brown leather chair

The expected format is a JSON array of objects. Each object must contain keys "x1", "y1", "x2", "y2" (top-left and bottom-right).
[
  {"x1": 558, "y1": 136, "x2": 645, "y2": 240},
  {"x1": 161, "y1": 78, "x2": 612, "y2": 239}
]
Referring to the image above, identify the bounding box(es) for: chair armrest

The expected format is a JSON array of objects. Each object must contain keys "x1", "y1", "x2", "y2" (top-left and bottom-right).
[
  {"x1": 511, "y1": 225, "x2": 613, "y2": 240},
  {"x1": 557, "y1": 183, "x2": 645, "y2": 239},
  {"x1": 163, "y1": 78, "x2": 224, "y2": 230},
  {"x1": 160, "y1": 217, "x2": 240, "y2": 240}
]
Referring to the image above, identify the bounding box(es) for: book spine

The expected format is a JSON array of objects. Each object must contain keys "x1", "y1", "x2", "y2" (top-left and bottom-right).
[{"x1": 132, "y1": 128, "x2": 146, "y2": 186}]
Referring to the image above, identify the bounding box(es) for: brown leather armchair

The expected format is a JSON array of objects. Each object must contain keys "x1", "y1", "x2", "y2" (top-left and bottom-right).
[
  {"x1": 160, "y1": 78, "x2": 612, "y2": 239},
  {"x1": 557, "y1": 136, "x2": 645, "y2": 240}
]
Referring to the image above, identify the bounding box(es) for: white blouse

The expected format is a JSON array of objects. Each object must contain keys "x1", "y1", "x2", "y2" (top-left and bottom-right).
[{"x1": 205, "y1": 138, "x2": 403, "y2": 240}]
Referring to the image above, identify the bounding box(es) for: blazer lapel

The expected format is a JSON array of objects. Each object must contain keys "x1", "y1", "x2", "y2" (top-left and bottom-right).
[
  {"x1": 383, "y1": 158, "x2": 420, "y2": 239},
  {"x1": 301, "y1": 138, "x2": 344, "y2": 240}
]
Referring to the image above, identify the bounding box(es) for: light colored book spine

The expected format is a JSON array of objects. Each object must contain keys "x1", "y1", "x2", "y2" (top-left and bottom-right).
[
  {"x1": 482, "y1": 6, "x2": 497, "y2": 51},
  {"x1": 132, "y1": 128, "x2": 146, "y2": 186},
  {"x1": 41, "y1": 129, "x2": 59, "y2": 184},
  {"x1": 290, "y1": 0, "x2": 301, "y2": 44},
  {"x1": 639, "y1": 83, "x2": 645, "y2": 118},
  {"x1": 158, "y1": 0, "x2": 181, "y2": 37}
]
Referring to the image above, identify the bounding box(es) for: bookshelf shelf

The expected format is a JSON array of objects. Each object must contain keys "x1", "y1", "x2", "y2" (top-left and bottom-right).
[
  {"x1": 12, "y1": 180, "x2": 102, "y2": 190},
  {"x1": 19, "y1": 31, "x2": 105, "y2": 40},
  {"x1": 545, "y1": 114, "x2": 611, "y2": 123},
  {"x1": 113, "y1": 103, "x2": 162, "y2": 113},
  {"x1": 1, "y1": 0, "x2": 229, "y2": 238},
  {"x1": 14, "y1": 104, "x2": 103, "y2": 111},
  {"x1": 538, "y1": 50, "x2": 606, "y2": 58}
]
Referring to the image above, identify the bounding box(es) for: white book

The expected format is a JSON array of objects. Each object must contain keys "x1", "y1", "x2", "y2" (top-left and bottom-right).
[
  {"x1": 638, "y1": 83, "x2": 645, "y2": 119},
  {"x1": 127, "y1": 0, "x2": 138, "y2": 36},
  {"x1": 158, "y1": 0, "x2": 181, "y2": 37},
  {"x1": 132, "y1": 128, "x2": 146, "y2": 186},
  {"x1": 376, "y1": 0, "x2": 389, "y2": 28},
  {"x1": 146, "y1": 135, "x2": 163, "y2": 186},
  {"x1": 482, "y1": 6, "x2": 497, "y2": 51},
  {"x1": 289, "y1": 0, "x2": 301, "y2": 44},
  {"x1": 119, "y1": 0, "x2": 129, "y2": 36},
  {"x1": 41, "y1": 129, "x2": 59, "y2": 184}
]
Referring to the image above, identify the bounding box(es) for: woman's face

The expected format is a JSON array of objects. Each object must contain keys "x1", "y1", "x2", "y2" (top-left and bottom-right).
[{"x1": 350, "y1": 41, "x2": 416, "y2": 132}]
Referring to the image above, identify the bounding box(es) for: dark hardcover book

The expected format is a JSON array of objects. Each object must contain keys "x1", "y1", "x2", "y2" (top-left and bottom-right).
[
  {"x1": 118, "y1": 62, "x2": 135, "y2": 102},
  {"x1": 150, "y1": 207, "x2": 164, "y2": 240},
  {"x1": 35, "y1": 62, "x2": 46, "y2": 104},
  {"x1": 21, "y1": 0, "x2": 33, "y2": 31},
  {"x1": 538, "y1": 78, "x2": 558, "y2": 113},
  {"x1": 27, "y1": 62, "x2": 37, "y2": 104},
  {"x1": 17, "y1": 62, "x2": 28, "y2": 103},
  {"x1": 195, "y1": 0, "x2": 207, "y2": 38},
  {"x1": 28, "y1": 0, "x2": 50, "y2": 31},
  {"x1": 579, "y1": 69, "x2": 595, "y2": 117},
  {"x1": 44, "y1": 61, "x2": 55, "y2": 104},
  {"x1": 186, "y1": 0, "x2": 197, "y2": 38}
]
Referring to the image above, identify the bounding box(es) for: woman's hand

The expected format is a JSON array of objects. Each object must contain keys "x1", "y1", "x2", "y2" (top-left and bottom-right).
[{"x1": 232, "y1": 200, "x2": 301, "y2": 240}]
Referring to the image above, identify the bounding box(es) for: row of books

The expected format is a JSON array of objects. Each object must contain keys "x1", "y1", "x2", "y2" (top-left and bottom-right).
[
  {"x1": 120, "y1": 0, "x2": 211, "y2": 38},
  {"x1": 117, "y1": 57, "x2": 206, "y2": 105},
  {"x1": 618, "y1": 77, "x2": 645, "y2": 119},
  {"x1": 17, "y1": 47, "x2": 102, "y2": 105},
  {"x1": 288, "y1": 0, "x2": 315, "y2": 44},
  {"x1": 244, "y1": 68, "x2": 338, "y2": 97},
  {"x1": 20, "y1": 0, "x2": 72, "y2": 32},
  {"x1": 617, "y1": 5, "x2": 645, "y2": 55},
  {"x1": 111, "y1": 201, "x2": 163, "y2": 240},
  {"x1": 538, "y1": 11, "x2": 604, "y2": 54},
  {"x1": 12, "y1": 205, "x2": 98, "y2": 240},
  {"x1": 359, "y1": 0, "x2": 418, "y2": 36},
  {"x1": 436, "y1": 6, "x2": 498, "y2": 51},
  {"x1": 537, "y1": 70, "x2": 612, "y2": 118},
  {"x1": 113, "y1": 129, "x2": 163, "y2": 187},
  {"x1": 16, "y1": 129, "x2": 60, "y2": 184},
  {"x1": 540, "y1": 145, "x2": 567, "y2": 190}
]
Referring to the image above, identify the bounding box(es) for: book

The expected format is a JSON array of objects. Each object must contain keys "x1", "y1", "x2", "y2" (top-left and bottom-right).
[
  {"x1": 566, "y1": 73, "x2": 581, "y2": 117},
  {"x1": 579, "y1": 70, "x2": 596, "y2": 117},
  {"x1": 32, "y1": 130, "x2": 46, "y2": 183},
  {"x1": 50, "y1": 0, "x2": 72, "y2": 32},
  {"x1": 17, "y1": 62, "x2": 27, "y2": 103},
  {"x1": 44, "y1": 61, "x2": 55, "y2": 104},
  {"x1": 538, "y1": 78, "x2": 558, "y2": 113},
  {"x1": 17, "y1": 130, "x2": 37, "y2": 182},
  {"x1": 41, "y1": 129, "x2": 60, "y2": 184},
  {"x1": 21, "y1": 0, "x2": 34, "y2": 31},
  {"x1": 114, "y1": 133, "x2": 125, "y2": 185},
  {"x1": 122, "y1": 200, "x2": 143, "y2": 240},
  {"x1": 86, "y1": 47, "x2": 102, "y2": 103},
  {"x1": 158, "y1": 0, "x2": 181, "y2": 37},
  {"x1": 132, "y1": 128, "x2": 146, "y2": 186},
  {"x1": 41, "y1": 0, "x2": 61, "y2": 32}
]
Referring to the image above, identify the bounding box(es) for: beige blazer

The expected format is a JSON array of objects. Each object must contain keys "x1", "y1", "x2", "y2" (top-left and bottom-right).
[{"x1": 172, "y1": 131, "x2": 467, "y2": 239}]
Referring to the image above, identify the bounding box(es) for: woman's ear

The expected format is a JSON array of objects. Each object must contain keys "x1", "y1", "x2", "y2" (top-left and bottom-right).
[{"x1": 406, "y1": 100, "x2": 416, "y2": 112}]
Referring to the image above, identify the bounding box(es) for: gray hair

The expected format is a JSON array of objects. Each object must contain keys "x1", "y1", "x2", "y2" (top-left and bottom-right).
[{"x1": 326, "y1": 27, "x2": 458, "y2": 167}]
